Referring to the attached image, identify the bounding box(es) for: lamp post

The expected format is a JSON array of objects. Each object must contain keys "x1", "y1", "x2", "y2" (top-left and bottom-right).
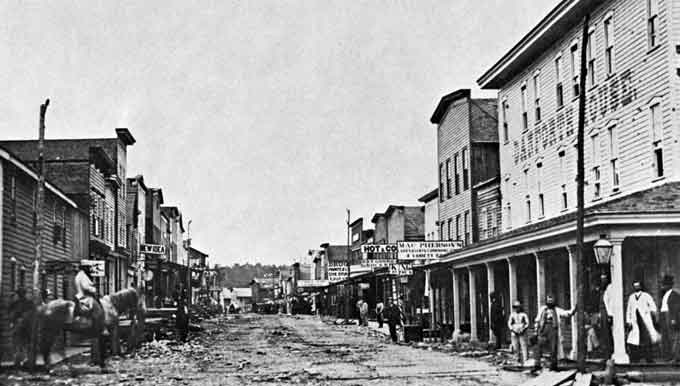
[{"x1": 593, "y1": 238, "x2": 613, "y2": 266}]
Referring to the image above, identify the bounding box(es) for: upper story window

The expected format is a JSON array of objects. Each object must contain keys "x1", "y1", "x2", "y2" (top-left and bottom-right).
[
  {"x1": 445, "y1": 158, "x2": 452, "y2": 198},
  {"x1": 570, "y1": 43, "x2": 580, "y2": 97},
  {"x1": 439, "y1": 163, "x2": 444, "y2": 202},
  {"x1": 522, "y1": 168, "x2": 529, "y2": 193},
  {"x1": 455, "y1": 214, "x2": 461, "y2": 241},
  {"x1": 555, "y1": 55, "x2": 564, "y2": 108},
  {"x1": 533, "y1": 72, "x2": 541, "y2": 122},
  {"x1": 591, "y1": 133, "x2": 601, "y2": 199},
  {"x1": 536, "y1": 162, "x2": 543, "y2": 193},
  {"x1": 454, "y1": 153, "x2": 460, "y2": 194},
  {"x1": 462, "y1": 147, "x2": 469, "y2": 190},
  {"x1": 502, "y1": 99, "x2": 509, "y2": 143},
  {"x1": 648, "y1": 0, "x2": 659, "y2": 49},
  {"x1": 608, "y1": 125, "x2": 620, "y2": 190},
  {"x1": 447, "y1": 218, "x2": 453, "y2": 240},
  {"x1": 587, "y1": 30, "x2": 596, "y2": 86},
  {"x1": 604, "y1": 16, "x2": 614, "y2": 75},
  {"x1": 650, "y1": 102, "x2": 664, "y2": 178},
  {"x1": 463, "y1": 210, "x2": 470, "y2": 245},
  {"x1": 10, "y1": 175, "x2": 16, "y2": 200},
  {"x1": 520, "y1": 84, "x2": 528, "y2": 131},
  {"x1": 480, "y1": 208, "x2": 488, "y2": 239},
  {"x1": 505, "y1": 203, "x2": 512, "y2": 230}
]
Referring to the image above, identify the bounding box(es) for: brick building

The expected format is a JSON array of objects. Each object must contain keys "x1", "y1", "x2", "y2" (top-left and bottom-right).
[
  {"x1": 0, "y1": 129, "x2": 136, "y2": 294},
  {"x1": 0, "y1": 146, "x2": 87, "y2": 358}
]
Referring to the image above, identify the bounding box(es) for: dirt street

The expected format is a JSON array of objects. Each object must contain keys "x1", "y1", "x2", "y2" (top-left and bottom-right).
[{"x1": 1, "y1": 314, "x2": 528, "y2": 386}]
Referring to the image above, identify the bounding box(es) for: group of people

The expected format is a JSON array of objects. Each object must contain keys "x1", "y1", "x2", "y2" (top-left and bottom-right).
[
  {"x1": 497, "y1": 273, "x2": 680, "y2": 372},
  {"x1": 357, "y1": 297, "x2": 406, "y2": 343}
]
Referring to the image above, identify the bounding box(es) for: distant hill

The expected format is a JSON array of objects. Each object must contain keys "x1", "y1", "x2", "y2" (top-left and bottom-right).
[{"x1": 215, "y1": 263, "x2": 289, "y2": 288}]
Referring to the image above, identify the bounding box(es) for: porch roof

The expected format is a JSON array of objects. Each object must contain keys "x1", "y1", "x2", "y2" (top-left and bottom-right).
[{"x1": 426, "y1": 182, "x2": 680, "y2": 269}]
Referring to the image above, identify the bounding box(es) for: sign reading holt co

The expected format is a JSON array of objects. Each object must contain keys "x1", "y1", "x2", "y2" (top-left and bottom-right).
[
  {"x1": 397, "y1": 241, "x2": 463, "y2": 261},
  {"x1": 140, "y1": 244, "x2": 166, "y2": 255}
]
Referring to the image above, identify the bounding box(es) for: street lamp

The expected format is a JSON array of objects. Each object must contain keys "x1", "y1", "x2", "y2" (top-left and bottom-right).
[{"x1": 593, "y1": 237, "x2": 613, "y2": 265}]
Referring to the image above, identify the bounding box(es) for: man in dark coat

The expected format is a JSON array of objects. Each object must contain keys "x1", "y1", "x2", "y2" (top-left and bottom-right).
[
  {"x1": 659, "y1": 275, "x2": 680, "y2": 362},
  {"x1": 490, "y1": 292, "x2": 506, "y2": 349},
  {"x1": 384, "y1": 300, "x2": 404, "y2": 343},
  {"x1": 175, "y1": 290, "x2": 189, "y2": 342}
]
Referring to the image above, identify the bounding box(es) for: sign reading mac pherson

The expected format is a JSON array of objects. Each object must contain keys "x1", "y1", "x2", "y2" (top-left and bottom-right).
[{"x1": 397, "y1": 241, "x2": 463, "y2": 261}]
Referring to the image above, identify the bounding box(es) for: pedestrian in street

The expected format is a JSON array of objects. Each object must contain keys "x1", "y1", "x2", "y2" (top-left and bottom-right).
[
  {"x1": 359, "y1": 298, "x2": 369, "y2": 327},
  {"x1": 385, "y1": 300, "x2": 404, "y2": 343},
  {"x1": 490, "y1": 292, "x2": 506, "y2": 349},
  {"x1": 376, "y1": 301, "x2": 385, "y2": 328},
  {"x1": 356, "y1": 299, "x2": 364, "y2": 325},
  {"x1": 507, "y1": 300, "x2": 529, "y2": 365},
  {"x1": 658, "y1": 275, "x2": 680, "y2": 362},
  {"x1": 532, "y1": 294, "x2": 575, "y2": 373},
  {"x1": 626, "y1": 280, "x2": 661, "y2": 363},
  {"x1": 176, "y1": 290, "x2": 189, "y2": 342}
]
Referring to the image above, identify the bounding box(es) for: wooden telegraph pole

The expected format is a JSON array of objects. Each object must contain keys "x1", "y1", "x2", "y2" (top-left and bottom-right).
[
  {"x1": 346, "y1": 209, "x2": 351, "y2": 321},
  {"x1": 576, "y1": 14, "x2": 590, "y2": 373},
  {"x1": 33, "y1": 99, "x2": 49, "y2": 303},
  {"x1": 29, "y1": 99, "x2": 49, "y2": 368}
]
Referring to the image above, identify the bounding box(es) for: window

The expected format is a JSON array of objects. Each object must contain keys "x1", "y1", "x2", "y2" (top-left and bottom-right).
[
  {"x1": 648, "y1": 0, "x2": 659, "y2": 49},
  {"x1": 536, "y1": 162, "x2": 543, "y2": 193},
  {"x1": 502, "y1": 99, "x2": 509, "y2": 142},
  {"x1": 505, "y1": 203, "x2": 512, "y2": 229},
  {"x1": 439, "y1": 163, "x2": 444, "y2": 202},
  {"x1": 454, "y1": 153, "x2": 460, "y2": 194},
  {"x1": 609, "y1": 125, "x2": 620, "y2": 189},
  {"x1": 447, "y1": 218, "x2": 453, "y2": 240},
  {"x1": 533, "y1": 73, "x2": 541, "y2": 122},
  {"x1": 455, "y1": 215, "x2": 461, "y2": 241},
  {"x1": 10, "y1": 175, "x2": 16, "y2": 200},
  {"x1": 587, "y1": 30, "x2": 596, "y2": 86},
  {"x1": 525, "y1": 195, "x2": 532, "y2": 223},
  {"x1": 488, "y1": 210, "x2": 496, "y2": 237},
  {"x1": 651, "y1": 103, "x2": 664, "y2": 178},
  {"x1": 559, "y1": 151, "x2": 568, "y2": 209},
  {"x1": 480, "y1": 208, "x2": 488, "y2": 239},
  {"x1": 555, "y1": 56, "x2": 564, "y2": 108},
  {"x1": 521, "y1": 84, "x2": 528, "y2": 130},
  {"x1": 604, "y1": 17, "x2": 614, "y2": 75},
  {"x1": 445, "y1": 158, "x2": 452, "y2": 198},
  {"x1": 651, "y1": 103, "x2": 662, "y2": 143},
  {"x1": 462, "y1": 147, "x2": 469, "y2": 190},
  {"x1": 570, "y1": 43, "x2": 580, "y2": 97},
  {"x1": 538, "y1": 194, "x2": 545, "y2": 218},
  {"x1": 463, "y1": 211, "x2": 470, "y2": 245},
  {"x1": 592, "y1": 133, "x2": 601, "y2": 199},
  {"x1": 439, "y1": 223, "x2": 444, "y2": 240},
  {"x1": 522, "y1": 168, "x2": 529, "y2": 193}
]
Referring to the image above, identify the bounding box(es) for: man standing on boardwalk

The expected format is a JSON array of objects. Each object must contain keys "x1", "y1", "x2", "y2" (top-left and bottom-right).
[
  {"x1": 508, "y1": 300, "x2": 529, "y2": 365},
  {"x1": 532, "y1": 294, "x2": 575, "y2": 372},
  {"x1": 626, "y1": 280, "x2": 660, "y2": 363},
  {"x1": 659, "y1": 275, "x2": 680, "y2": 362}
]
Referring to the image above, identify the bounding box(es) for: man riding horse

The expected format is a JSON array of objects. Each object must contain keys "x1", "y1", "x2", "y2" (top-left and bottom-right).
[{"x1": 74, "y1": 263, "x2": 109, "y2": 337}]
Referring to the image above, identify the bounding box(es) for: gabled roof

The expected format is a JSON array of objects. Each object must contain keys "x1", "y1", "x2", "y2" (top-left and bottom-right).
[
  {"x1": 0, "y1": 146, "x2": 77, "y2": 208},
  {"x1": 371, "y1": 212, "x2": 385, "y2": 223},
  {"x1": 430, "y1": 89, "x2": 470, "y2": 124},
  {"x1": 418, "y1": 188, "x2": 439, "y2": 203},
  {"x1": 478, "y1": 0, "x2": 604, "y2": 89},
  {"x1": 349, "y1": 217, "x2": 363, "y2": 228}
]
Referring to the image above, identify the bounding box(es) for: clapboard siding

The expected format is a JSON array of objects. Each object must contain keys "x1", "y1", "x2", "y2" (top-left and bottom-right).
[
  {"x1": 0, "y1": 159, "x2": 80, "y2": 359},
  {"x1": 497, "y1": 0, "x2": 677, "y2": 231}
]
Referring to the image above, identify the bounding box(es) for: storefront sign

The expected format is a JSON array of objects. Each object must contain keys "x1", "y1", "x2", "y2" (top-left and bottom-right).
[
  {"x1": 297, "y1": 279, "x2": 330, "y2": 287},
  {"x1": 80, "y1": 259, "x2": 105, "y2": 277},
  {"x1": 360, "y1": 244, "x2": 398, "y2": 254},
  {"x1": 362, "y1": 259, "x2": 396, "y2": 268},
  {"x1": 141, "y1": 244, "x2": 166, "y2": 255},
  {"x1": 389, "y1": 263, "x2": 413, "y2": 276},
  {"x1": 327, "y1": 263, "x2": 349, "y2": 282},
  {"x1": 397, "y1": 241, "x2": 463, "y2": 261}
]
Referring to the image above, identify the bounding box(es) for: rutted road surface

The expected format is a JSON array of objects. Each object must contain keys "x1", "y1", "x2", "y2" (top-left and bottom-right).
[{"x1": 1, "y1": 314, "x2": 528, "y2": 385}]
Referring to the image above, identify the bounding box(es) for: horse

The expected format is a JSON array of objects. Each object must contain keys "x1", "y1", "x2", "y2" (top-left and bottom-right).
[
  {"x1": 100, "y1": 287, "x2": 145, "y2": 355},
  {"x1": 34, "y1": 298, "x2": 107, "y2": 369}
]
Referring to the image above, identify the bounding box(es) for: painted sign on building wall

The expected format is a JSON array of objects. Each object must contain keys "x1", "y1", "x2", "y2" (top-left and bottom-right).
[
  {"x1": 511, "y1": 69, "x2": 637, "y2": 165},
  {"x1": 141, "y1": 244, "x2": 166, "y2": 255},
  {"x1": 388, "y1": 263, "x2": 413, "y2": 276},
  {"x1": 327, "y1": 263, "x2": 349, "y2": 282},
  {"x1": 397, "y1": 241, "x2": 463, "y2": 261}
]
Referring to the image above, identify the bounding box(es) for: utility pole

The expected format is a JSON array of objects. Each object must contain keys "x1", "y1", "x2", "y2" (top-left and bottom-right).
[
  {"x1": 346, "y1": 209, "x2": 351, "y2": 321},
  {"x1": 576, "y1": 14, "x2": 590, "y2": 373},
  {"x1": 33, "y1": 99, "x2": 49, "y2": 303},
  {"x1": 186, "y1": 219, "x2": 192, "y2": 307}
]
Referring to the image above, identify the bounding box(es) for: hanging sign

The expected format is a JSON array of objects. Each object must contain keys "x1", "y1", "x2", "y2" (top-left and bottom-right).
[
  {"x1": 141, "y1": 244, "x2": 166, "y2": 255},
  {"x1": 327, "y1": 263, "x2": 349, "y2": 283},
  {"x1": 397, "y1": 241, "x2": 463, "y2": 261},
  {"x1": 80, "y1": 259, "x2": 105, "y2": 277},
  {"x1": 360, "y1": 244, "x2": 398, "y2": 254},
  {"x1": 388, "y1": 263, "x2": 413, "y2": 276}
]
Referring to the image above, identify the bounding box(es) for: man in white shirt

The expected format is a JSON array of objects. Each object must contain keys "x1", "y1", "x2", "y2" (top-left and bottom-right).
[
  {"x1": 659, "y1": 275, "x2": 680, "y2": 362},
  {"x1": 626, "y1": 280, "x2": 660, "y2": 362},
  {"x1": 74, "y1": 264, "x2": 109, "y2": 336},
  {"x1": 507, "y1": 300, "x2": 529, "y2": 365}
]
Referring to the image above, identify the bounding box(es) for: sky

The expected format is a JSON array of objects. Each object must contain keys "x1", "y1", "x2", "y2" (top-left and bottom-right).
[{"x1": 0, "y1": 0, "x2": 556, "y2": 266}]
